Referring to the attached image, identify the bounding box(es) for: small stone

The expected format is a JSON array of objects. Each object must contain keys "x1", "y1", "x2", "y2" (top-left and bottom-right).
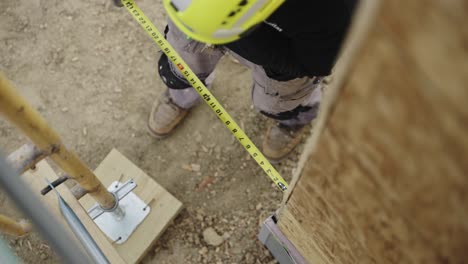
[
  {"x1": 61, "y1": 107, "x2": 69, "y2": 112},
  {"x1": 71, "y1": 57, "x2": 79, "y2": 62},
  {"x1": 106, "y1": 100, "x2": 113, "y2": 106},
  {"x1": 202, "y1": 227, "x2": 224, "y2": 247},
  {"x1": 214, "y1": 146, "x2": 221, "y2": 154},
  {"x1": 82, "y1": 127, "x2": 88, "y2": 136},
  {"x1": 256, "y1": 203, "x2": 262, "y2": 211},
  {"x1": 131, "y1": 133, "x2": 136, "y2": 138},
  {"x1": 194, "y1": 236, "x2": 201, "y2": 246},
  {"x1": 182, "y1": 164, "x2": 193, "y2": 171},
  {"x1": 40, "y1": 253, "x2": 48, "y2": 260},
  {"x1": 114, "y1": 87, "x2": 122, "y2": 93},
  {"x1": 222, "y1": 232, "x2": 231, "y2": 240},
  {"x1": 191, "y1": 164, "x2": 201, "y2": 172},
  {"x1": 198, "y1": 246, "x2": 208, "y2": 255},
  {"x1": 194, "y1": 133, "x2": 202, "y2": 142},
  {"x1": 202, "y1": 145, "x2": 209, "y2": 153},
  {"x1": 113, "y1": 113, "x2": 122, "y2": 120},
  {"x1": 39, "y1": 244, "x2": 50, "y2": 250},
  {"x1": 195, "y1": 214, "x2": 204, "y2": 222},
  {"x1": 154, "y1": 246, "x2": 161, "y2": 253},
  {"x1": 10, "y1": 239, "x2": 17, "y2": 246},
  {"x1": 244, "y1": 252, "x2": 254, "y2": 264}
]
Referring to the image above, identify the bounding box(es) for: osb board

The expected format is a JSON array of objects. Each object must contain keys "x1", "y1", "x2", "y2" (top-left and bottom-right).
[
  {"x1": 79, "y1": 149, "x2": 183, "y2": 264},
  {"x1": 277, "y1": 0, "x2": 468, "y2": 263},
  {"x1": 22, "y1": 161, "x2": 125, "y2": 264}
]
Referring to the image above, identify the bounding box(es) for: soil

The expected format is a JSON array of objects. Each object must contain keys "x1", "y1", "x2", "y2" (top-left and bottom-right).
[{"x1": 0, "y1": 0, "x2": 305, "y2": 263}]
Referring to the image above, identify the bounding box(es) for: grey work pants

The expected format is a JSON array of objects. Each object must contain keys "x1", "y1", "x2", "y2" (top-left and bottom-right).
[{"x1": 161, "y1": 20, "x2": 322, "y2": 127}]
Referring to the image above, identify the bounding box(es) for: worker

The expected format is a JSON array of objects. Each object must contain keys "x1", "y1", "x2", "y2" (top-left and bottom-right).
[{"x1": 148, "y1": 0, "x2": 355, "y2": 162}]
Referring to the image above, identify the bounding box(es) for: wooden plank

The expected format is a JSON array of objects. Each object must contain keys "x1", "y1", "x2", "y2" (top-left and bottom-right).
[
  {"x1": 277, "y1": 0, "x2": 468, "y2": 263},
  {"x1": 22, "y1": 161, "x2": 126, "y2": 264},
  {"x1": 79, "y1": 149, "x2": 183, "y2": 264}
]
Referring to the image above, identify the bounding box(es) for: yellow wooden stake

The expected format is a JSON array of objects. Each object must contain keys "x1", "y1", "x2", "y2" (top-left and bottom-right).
[{"x1": 0, "y1": 72, "x2": 116, "y2": 210}]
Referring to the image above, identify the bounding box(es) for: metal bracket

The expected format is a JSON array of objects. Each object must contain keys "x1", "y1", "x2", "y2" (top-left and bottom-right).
[
  {"x1": 87, "y1": 179, "x2": 150, "y2": 244},
  {"x1": 258, "y1": 215, "x2": 307, "y2": 264}
]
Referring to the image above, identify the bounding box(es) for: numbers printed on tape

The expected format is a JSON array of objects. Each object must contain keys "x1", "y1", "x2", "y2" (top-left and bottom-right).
[{"x1": 121, "y1": 0, "x2": 288, "y2": 192}]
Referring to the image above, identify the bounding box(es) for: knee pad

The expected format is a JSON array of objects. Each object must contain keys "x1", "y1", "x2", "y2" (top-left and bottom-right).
[
  {"x1": 158, "y1": 53, "x2": 191, "y2": 90},
  {"x1": 260, "y1": 104, "x2": 318, "y2": 121}
]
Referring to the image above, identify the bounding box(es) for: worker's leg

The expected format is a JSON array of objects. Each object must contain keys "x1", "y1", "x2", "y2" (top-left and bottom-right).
[
  {"x1": 254, "y1": 75, "x2": 323, "y2": 162},
  {"x1": 229, "y1": 52, "x2": 323, "y2": 162},
  {"x1": 148, "y1": 20, "x2": 224, "y2": 138},
  {"x1": 251, "y1": 74, "x2": 322, "y2": 127}
]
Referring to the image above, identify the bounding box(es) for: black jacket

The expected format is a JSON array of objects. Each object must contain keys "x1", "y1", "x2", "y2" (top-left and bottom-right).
[{"x1": 226, "y1": 0, "x2": 356, "y2": 81}]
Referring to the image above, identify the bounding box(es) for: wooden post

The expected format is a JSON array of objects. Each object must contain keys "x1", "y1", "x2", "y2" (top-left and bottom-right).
[
  {"x1": 0, "y1": 73, "x2": 116, "y2": 210},
  {"x1": 0, "y1": 214, "x2": 31, "y2": 237},
  {"x1": 7, "y1": 143, "x2": 46, "y2": 174}
]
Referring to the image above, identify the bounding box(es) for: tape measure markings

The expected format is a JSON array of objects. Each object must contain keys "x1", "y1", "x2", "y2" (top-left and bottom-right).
[{"x1": 121, "y1": 0, "x2": 288, "y2": 192}]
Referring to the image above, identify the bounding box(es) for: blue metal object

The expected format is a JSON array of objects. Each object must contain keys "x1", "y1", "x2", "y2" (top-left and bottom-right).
[
  {"x1": 258, "y1": 215, "x2": 308, "y2": 264},
  {"x1": 0, "y1": 154, "x2": 90, "y2": 263},
  {"x1": 46, "y1": 179, "x2": 109, "y2": 264}
]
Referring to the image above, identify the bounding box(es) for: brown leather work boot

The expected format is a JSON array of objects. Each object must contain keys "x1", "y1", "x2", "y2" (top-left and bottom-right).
[
  {"x1": 262, "y1": 123, "x2": 306, "y2": 163},
  {"x1": 147, "y1": 90, "x2": 189, "y2": 139}
]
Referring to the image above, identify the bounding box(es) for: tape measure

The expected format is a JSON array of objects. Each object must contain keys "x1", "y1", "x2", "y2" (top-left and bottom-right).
[{"x1": 121, "y1": 0, "x2": 288, "y2": 192}]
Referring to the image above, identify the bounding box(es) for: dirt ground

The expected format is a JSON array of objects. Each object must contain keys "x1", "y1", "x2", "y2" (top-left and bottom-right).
[{"x1": 0, "y1": 0, "x2": 305, "y2": 263}]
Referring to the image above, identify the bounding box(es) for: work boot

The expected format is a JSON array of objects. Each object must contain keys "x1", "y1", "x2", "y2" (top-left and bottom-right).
[
  {"x1": 147, "y1": 90, "x2": 189, "y2": 139},
  {"x1": 262, "y1": 122, "x2": 306, "y2": 163}
]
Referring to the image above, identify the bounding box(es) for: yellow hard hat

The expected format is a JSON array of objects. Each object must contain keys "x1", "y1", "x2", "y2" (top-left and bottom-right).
[{"x1": 163, "y1": 0, "x2": 285, "y2": 44}]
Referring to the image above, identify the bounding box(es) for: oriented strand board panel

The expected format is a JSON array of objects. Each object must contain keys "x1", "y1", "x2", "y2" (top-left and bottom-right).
[
  {"x1": 79, "y1": 149, "x2": 183, "y2": 264},
  {"x1": 22, "y1": 161, "x2": 126, "y2": 264},
  {"x1": 277, "y1": 0, "x2": 468, "y2": 263}
]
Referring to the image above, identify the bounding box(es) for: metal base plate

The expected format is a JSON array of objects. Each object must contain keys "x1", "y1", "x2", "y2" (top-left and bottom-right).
[
  {"x1": 90, "y1": 181, "x2": 150, "y2": 244},
  {"x1": 258, "y1": 215, "x2": 307, "y2": 264}
]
